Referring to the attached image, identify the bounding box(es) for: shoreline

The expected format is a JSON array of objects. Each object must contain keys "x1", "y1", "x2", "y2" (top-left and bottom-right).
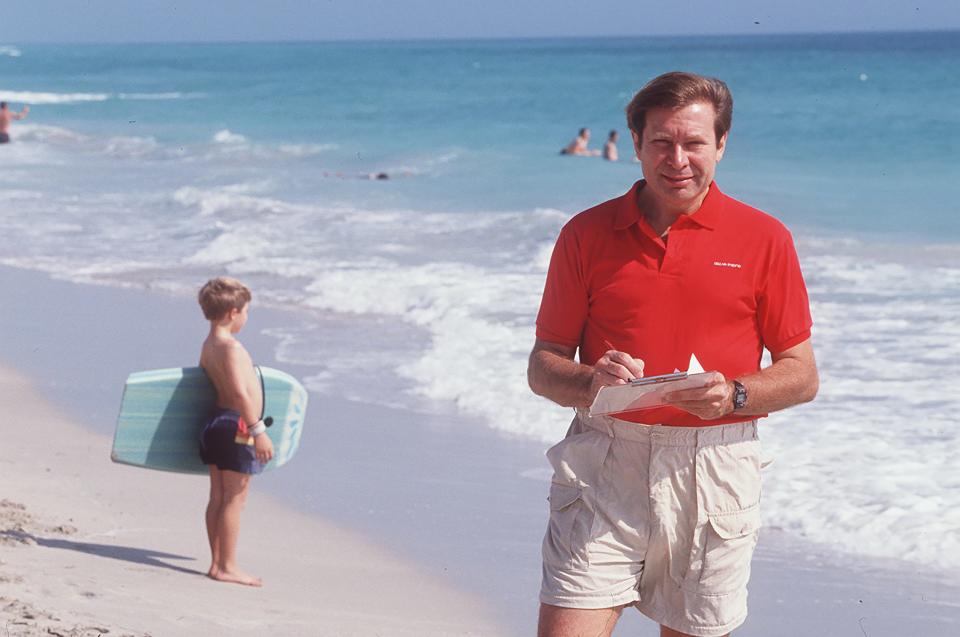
[
  {"x1": 0, "y1": 363, "x2": 508, "y2": 637},
  {"x1": 2, "y1": 264, "x2": 959, "y2": 636}
]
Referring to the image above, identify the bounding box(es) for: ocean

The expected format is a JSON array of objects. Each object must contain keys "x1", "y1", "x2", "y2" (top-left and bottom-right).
[{"x1": 1, "y1": 32, "x2": 958, "y2": 576}]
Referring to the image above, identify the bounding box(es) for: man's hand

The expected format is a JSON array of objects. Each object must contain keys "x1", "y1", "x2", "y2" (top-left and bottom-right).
[
  {"x1": 253, "y1": 432, "x2": 274, "y2": 464},
  {"x1": 664, "y1": 372, "x2": 733, "y2": 420},
  {"x1": 528, "y1": 339, "x2": 643, "y2": 409},
  {"x1": 664, "y1": 340, "x2": 819, "y2": 420},
  {"x1": 590, "y1": 349, "x2": 644, "y2": 402}
]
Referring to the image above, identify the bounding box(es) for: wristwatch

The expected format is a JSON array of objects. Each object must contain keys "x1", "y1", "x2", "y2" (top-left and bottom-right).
[{"x1": 732, "y1": 380, "x2": 747, "y2": 411}]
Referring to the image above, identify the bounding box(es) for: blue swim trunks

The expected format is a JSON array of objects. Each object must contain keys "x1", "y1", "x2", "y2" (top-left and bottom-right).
[{"x1": 199, "y1": 408, "x2": 264, "y2": 475}]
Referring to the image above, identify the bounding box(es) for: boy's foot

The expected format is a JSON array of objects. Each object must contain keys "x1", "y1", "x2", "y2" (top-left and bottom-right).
[{"x1": 211, "y1": 568, "x2": 263, "y2": 587}]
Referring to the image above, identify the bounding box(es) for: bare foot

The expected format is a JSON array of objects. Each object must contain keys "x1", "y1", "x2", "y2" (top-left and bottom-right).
[
  {"x1": 206, "y1": 565, "x2": 219, "y2": 579},
  {"x1": 211, "y1": 568, "x2": 262, "y2": 587}
]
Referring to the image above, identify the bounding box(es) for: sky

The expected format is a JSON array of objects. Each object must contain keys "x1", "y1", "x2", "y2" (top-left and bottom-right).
[{"x1": 0, "y1": 0, "x2": 958, "y2": 43}]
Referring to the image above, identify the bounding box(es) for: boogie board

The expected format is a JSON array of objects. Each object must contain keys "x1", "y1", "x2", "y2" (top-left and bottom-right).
[{"x1": 111, "y1": 366, "x2": 308, "y2": 474}]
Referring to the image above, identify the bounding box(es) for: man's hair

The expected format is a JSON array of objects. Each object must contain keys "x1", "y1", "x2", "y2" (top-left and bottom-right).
[
  {"x1": 198, "y1": 277, "x2": 252, "y2": 321},
  {"x1": 0, "y1": 102, "x2": 6, "y2": 109},
  {"x1": 625, "y1": 71, "x2": 733, "y2": 146},
  {"x1": 579, "y1": 127, "x2": 589, "y2": 136},
  {"x1": 608, "y1": 130, "x2": 618, "y2": 139}
]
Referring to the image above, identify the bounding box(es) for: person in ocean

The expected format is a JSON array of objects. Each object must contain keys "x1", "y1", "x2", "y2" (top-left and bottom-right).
[
  {"x1": 0, "y1": 101, "x2": 29, "y2": 144},
  {"x1": 529, "y1": 71, "x2": 819, "y2": 637},
  {"x1": 603, "y1": 129, "x2": 619, "y2": 161},
  {"x1": 197, "y1": 276, "x2": 273, "y2": 587},
  {"x1": 560, "y1": 127, "x2": 600, "y2": 156}
]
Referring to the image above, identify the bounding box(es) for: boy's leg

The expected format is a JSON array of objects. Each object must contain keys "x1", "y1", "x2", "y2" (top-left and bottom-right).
[
  {"x1": 211, "y1": 469, "x2": 262, "y2": 587},
  {"x1": 205, "y1": 465, "x2": 224, "y2": 577}
]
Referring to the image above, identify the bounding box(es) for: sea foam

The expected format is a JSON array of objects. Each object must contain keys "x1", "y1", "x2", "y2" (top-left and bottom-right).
[
  {"x1": 1, "y1": 123, "x2": 958, "y2": 580},
  {"x1": 0, "y1": 91, "x2": 109, "y2": 104}
]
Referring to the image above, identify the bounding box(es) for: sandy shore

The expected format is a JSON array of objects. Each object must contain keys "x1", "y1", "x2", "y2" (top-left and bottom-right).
[{"x1": 0, "y1": 364, "x2": 507, "y2": 636}]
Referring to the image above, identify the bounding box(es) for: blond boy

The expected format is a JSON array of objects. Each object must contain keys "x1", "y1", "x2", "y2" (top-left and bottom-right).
[{"x1": 197, "y1": 277, "x2": 274, "y2": 587}]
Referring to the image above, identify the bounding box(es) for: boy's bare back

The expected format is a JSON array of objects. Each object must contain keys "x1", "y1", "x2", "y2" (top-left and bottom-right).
[{"x1": 200, "y1": 334, "x2": 262, "y2": 423}]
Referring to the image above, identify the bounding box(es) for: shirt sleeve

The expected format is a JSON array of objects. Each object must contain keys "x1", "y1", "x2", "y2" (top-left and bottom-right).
[
  {"x1": 757, "y1": 228, "x2": 813, "y2": 354},
  {"x1": 535, "y1": 222, "x2": 588, "y2": 347}
]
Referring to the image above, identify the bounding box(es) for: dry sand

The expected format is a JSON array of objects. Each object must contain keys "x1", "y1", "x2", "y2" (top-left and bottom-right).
[{"x1": 0, "y1": 365, "x2": 507, "y2": 637}]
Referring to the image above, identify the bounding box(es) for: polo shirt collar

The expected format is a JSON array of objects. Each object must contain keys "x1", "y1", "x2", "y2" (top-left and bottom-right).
[{"x1": 613, "y1": 180, "x2": 724, "y2": 231}]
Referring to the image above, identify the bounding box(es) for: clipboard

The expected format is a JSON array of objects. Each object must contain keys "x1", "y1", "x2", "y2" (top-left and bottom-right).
[{"x1": 588, "y1": 371, "x2": 715, "y2": 417}]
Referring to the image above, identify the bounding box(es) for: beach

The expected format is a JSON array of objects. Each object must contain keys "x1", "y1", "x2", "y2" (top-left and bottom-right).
[
  {"x1": 2, "y1": 32, "x2": 959, "y2": 636},
  {"x1": 2, "y1": 266, "x2": 959, "y2": 636},
  {"x1": 0, "y1": 341, "x2": 508, "y2": 635}
]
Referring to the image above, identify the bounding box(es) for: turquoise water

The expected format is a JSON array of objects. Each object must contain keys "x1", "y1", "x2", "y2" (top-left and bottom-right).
[
  {"x1": 1, "y1": 32, "x2": 959, "y2": 574},
  {"x1": 3, "y1": 32, "x2": 958, "y2": 236}
]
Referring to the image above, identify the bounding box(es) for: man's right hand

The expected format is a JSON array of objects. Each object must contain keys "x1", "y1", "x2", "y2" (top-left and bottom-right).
[
  {"x1": 589, "y1": 350, "x2": 644, "y2": 401},
  {"x1": 528, "y1": 339, "x2": 644, "y2": 409}
]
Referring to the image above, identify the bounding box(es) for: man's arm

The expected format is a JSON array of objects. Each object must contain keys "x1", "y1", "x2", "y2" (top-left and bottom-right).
[
  {"x1": 13, "y1": 106, "x2": 28, "y2": 120},
  {"x1": 527, "y1": 339, "x2": 644, "y2": 409},
  {"x1": 665, "y1": 339, "x2": 819, "y2": 420}
]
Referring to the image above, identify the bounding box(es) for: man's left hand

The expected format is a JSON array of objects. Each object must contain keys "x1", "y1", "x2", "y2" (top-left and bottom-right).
[{"x1": 664, "y1": 372, "x2": 733, "y2": 420}]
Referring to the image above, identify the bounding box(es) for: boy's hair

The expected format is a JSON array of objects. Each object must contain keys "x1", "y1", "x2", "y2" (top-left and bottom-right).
[
  {"x1": 625, "y1": 71, "x2": 733, "y2": 147},
  {"x1": 198, "y1": 277, "x2": 252, "y2": 321}
]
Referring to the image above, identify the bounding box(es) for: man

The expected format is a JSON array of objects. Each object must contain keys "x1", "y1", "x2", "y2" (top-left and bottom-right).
[
  {"x1": 603, "y1": 130, "x2": 619, "y2": 161},
  {"x1": 0, "y1": 101, "x2": 29, "y2": 144},
  {"x1": 561, "y1": 127, "x2": 600, "y2": 156},
  {"x1": 528, "y1": 71, "x2": 818, "y2": 637}
]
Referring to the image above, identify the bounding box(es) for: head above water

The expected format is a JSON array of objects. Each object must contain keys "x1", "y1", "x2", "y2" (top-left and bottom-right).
[
  {"x1": 0, "y1": 102, "x2": 6, "y2": 110},
  {"x1": 625, "y1": 72, "x2": 732, "y2": 147},
  {"x1": 198, "y1": 276, "x2": 252, "y2": 321}
]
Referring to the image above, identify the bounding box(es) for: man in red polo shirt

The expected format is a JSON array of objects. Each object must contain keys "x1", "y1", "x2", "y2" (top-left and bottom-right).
[{"x1": 529, "y1": 72, "x2": 819, "y2": 637}]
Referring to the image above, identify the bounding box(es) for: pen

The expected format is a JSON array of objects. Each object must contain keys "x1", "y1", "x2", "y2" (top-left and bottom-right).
[
  {"x1": 629, "y1": 371, "x2": 688, "y2": 386},
  {"x1": 602, "y1": 337, "x2": 641, "y2": 382}
]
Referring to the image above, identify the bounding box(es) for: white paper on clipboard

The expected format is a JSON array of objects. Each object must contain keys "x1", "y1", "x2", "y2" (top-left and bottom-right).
[
  {"x1": 587, "y1": 353, "x2": 714, "y2": 417},
  {"x1": 588, "y1": 372, "x2": 715, "y2": 417}
]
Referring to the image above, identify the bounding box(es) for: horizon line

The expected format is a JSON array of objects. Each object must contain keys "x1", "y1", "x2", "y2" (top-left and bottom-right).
[{"x1": 4, "y1": 27, "x2": 958, "y2": 47}]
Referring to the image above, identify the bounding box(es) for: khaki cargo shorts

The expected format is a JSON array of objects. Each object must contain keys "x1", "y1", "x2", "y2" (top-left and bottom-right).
[{"x1": 540, "y1": 410, "x2": 763, "y2": 637}]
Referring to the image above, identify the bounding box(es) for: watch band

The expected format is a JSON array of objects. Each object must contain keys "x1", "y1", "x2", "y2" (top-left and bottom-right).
[{"x1": 732, "y1": 380, "x2": 747, "y2": 410}]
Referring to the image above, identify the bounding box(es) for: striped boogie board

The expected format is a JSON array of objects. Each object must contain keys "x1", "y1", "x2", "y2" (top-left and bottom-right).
[{"x1": 111, "y1": 366, "x2": 308, "y2": 474}]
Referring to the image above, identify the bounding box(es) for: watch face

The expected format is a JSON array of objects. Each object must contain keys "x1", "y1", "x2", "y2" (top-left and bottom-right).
[{"x1": 733, "y1": 381, "x2": 747, "y2": 409}]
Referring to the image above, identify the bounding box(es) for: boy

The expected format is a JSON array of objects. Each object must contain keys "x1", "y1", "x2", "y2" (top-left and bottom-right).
[{"x1": 197, "y1": 277, "x2": 274, "y2": 587}]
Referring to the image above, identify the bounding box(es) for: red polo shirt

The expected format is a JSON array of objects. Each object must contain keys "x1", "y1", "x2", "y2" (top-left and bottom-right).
[{"x1": 535, "y1": 180, "x2": 812, "y2": 426}]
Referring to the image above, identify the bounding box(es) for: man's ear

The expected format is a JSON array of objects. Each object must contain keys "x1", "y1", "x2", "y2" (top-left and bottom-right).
[
  {"x1": 716, "y1": 132, "x2": 728, "y2": 161},
  {"x1": 631, "y1": 130, "x2": 642, "y2": 159}
]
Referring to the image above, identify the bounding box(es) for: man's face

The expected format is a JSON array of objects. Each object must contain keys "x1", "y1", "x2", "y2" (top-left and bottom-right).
[{"x1": 632, "y1": 102, "x2": 726, "y2": 213}]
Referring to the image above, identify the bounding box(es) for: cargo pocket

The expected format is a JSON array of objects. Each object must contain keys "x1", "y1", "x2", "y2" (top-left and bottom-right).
[
  {"x1": 546, "y1": 482, "x2": 586, "y2": 561},
  {"x1": 693, "y1": 504, "x2": 761, "y2": 596}
]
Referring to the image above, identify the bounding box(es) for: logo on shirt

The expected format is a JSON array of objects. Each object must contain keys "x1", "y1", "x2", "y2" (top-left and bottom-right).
[{"x1": 713, "y1": 261, "x2": 742, "y2": 269}]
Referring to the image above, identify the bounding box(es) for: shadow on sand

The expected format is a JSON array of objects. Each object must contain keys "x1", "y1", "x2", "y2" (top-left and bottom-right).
[{"x1": 0, "y1": 530, "x2": 204, "y2": 576}]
